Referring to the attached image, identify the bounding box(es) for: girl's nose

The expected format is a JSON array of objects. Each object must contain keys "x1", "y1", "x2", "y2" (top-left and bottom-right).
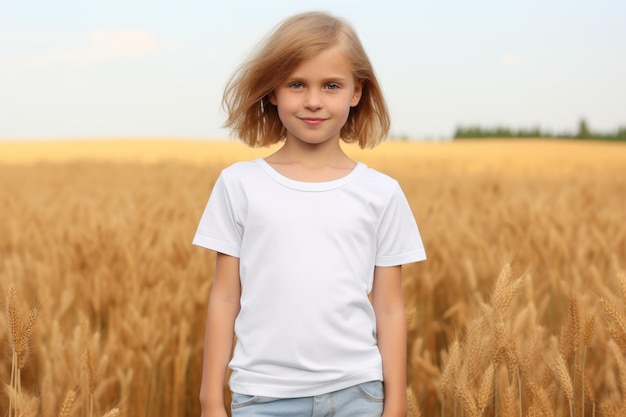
[{"x1": 304, "y1": 90, "x2": 322, "y2": 110}]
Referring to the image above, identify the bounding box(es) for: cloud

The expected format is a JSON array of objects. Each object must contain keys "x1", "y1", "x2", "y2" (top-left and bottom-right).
[
  {"x1": 88, "y1": 29, "x2": 158, "y2": 59},
  {"x1": 1, "y1": 29, "x2": 176, "y2": 71},
  {"x1": 501, "y1": 54, "x2": 525, "y2": 65},
  {"x1": 161, "y1": 40, "x2": 183, "y2": 54}
]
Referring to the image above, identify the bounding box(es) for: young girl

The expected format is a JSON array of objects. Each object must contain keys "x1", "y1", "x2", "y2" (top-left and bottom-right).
[{"x1": 194, "y1": 11, "x2": 426, "y2": 417}]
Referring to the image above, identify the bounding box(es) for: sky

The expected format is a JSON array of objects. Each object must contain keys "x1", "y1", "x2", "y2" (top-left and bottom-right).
[{"x1": 1, "y1": 0, "x2": 625, "y2": 141}]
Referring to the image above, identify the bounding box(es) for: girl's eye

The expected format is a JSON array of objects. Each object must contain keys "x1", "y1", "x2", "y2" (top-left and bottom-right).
[
  {"x1": 325, "y1": 83, "x2": 339, "y2": 90},
  {"x1": 289, "y1": 82, "x2": 304, "y2": 89}
]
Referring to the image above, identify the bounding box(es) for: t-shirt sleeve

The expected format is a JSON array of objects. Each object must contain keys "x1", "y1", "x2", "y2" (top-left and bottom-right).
[
  {"x1": 375, "y1": 182, "x2": 426, "y2": 267},
  {"x1": 192, "y1": 173, "x2": 242, "y2": 258}
]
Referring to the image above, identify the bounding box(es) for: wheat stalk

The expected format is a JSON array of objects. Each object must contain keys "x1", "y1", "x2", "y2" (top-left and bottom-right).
[
  {"x1": 497, "y1": 367, "x2": 518, "y2": 417},
  {"x1": 526, "y1": 381, "x2": 553, "y2": 417},
  {"x1": 583, "y1": 373, "x2": 596, "y2": 417},
  {"x1": 600, "y1": 401, "x2": 617, "y2": 417},
  {"x1": 7, "y1": 284, "x2": 20, "y2": 417},
  {"x1": 439, "y1": 340, "x2": 460, "y2": 396},
  {"x1": 57, "y1": 386, "x2": 79, "y2": 417},
  {"x1": 7, "y1": 284, "x2": 19, "y2": 353},
  {"x1": 463, "y1": 316, "x2": 490, "y2": 385},
  {"x1": 79, "y1": 317, "x2": 101, "y2": 417},
  {"x1": 491, "y1": 263, "x2": 516, "y2": 314},
  {"x1": 519, "y1": 326, "x2": 544, "y2": 378},
  {"x1": 6, "y1": 284, "x2": 39, "y2": 417},
  {"x1": 547, "y1": 348, "x2": 574, "y2": 417},
  {"x1": 477, "y1": 362, "x2": 495, "y2": 414},
  {"x1": 456, "y1": 384, "x2": 479, "y2": 417},
  {"x1": 582, "y1": 314, "x2": 596, "y2": 417},
  {"x1": 439, "y1": 340, "x2": 460, "y2": 416},
  {"x1": 493, "y1": 321, "x2": 519, "y2": 371},
  {"x1": 583, "y1": 314, "x2": 596, "y2": 348},
  {"x1": 560, "y1": 295, "x2": 580, "y2": 361},
  {"x1": 407, "y1": 386, "x2": 421, "y2": 417},
  {"x1": 599, "y1": 297, "x2": 626, "y2": 338},
  {"x1": 17, "y1": 304, "x2": 39, "y2": 369},
  {"x1": 608, "y1": 340, "x2": 626, "y2": 412},
  {"x1": 1, "y1": 144, "x2": 626, "y2": 416}
]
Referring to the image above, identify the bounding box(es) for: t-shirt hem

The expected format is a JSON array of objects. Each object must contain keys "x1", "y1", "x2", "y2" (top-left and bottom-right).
[
  {"x1": 192, "y1": 235, "x2": 240, "y2": 258},
  {"x1": 228, "y1": 370, "x2": 384, "y2": 398},
  {"x1": 375, "y1": 249, "x2": 427, "y2": 267}
]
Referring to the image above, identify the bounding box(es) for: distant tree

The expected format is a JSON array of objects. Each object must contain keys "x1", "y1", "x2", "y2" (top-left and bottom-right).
[
  {"x1": 453, "y1": 120, "x2": 625, "y2": 141},
  {"x1": 577, "y1": 119, "x2": 591, "y2": 139}
]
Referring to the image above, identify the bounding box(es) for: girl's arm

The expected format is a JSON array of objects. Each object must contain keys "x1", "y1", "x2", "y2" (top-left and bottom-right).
[
  {"x1": 372, "y1": 265, "x2": 408, "y2": 417},
  {"x1": 199, "y1": 253, "x2": 241, "y2": 417}
]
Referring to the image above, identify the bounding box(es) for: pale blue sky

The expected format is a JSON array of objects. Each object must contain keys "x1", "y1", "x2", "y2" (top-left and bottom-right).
[{"x1": 1, "y1": 0, "x2": 624, "y2": 140}]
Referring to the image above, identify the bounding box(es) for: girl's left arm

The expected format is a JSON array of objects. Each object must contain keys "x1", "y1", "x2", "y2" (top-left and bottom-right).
[{"x1": 372, "y1": 265, "x2": 408, "y2": 417}]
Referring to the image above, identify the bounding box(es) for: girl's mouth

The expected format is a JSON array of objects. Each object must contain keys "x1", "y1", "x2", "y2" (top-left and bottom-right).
[{"x1": 300, "y1": 118, "x2": 326, "y2": 127}]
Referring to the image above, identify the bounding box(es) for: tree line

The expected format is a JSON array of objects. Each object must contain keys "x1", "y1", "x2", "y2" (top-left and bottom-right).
[{"x1": 454, "y1": 119, "x2": 626, "y2": 141}]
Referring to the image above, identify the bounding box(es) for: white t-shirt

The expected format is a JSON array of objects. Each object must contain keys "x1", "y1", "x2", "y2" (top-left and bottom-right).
[{"x1": 193, "y1": 158, "x2": 426, "y2": 398}]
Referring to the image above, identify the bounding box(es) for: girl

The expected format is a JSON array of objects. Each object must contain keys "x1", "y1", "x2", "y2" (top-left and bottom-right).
[{"x1": 194, "y1": 11, "x2": 426, "y2": 417}]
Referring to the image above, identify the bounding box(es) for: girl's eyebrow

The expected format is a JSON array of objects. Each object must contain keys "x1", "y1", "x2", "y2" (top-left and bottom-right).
[{"x1": 287, "y1": 74, "x2": 349, "y2": 82}]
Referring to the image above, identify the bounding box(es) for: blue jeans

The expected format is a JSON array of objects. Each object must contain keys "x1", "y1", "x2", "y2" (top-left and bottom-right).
[{"x1": 231, "y1": 380, "x2": 384, "y2": 417}]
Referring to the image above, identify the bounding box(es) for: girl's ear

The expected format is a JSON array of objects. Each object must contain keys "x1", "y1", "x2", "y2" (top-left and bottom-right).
[
  {"x1": 350, "y1": 80, "x2": 363, "y2": 107},
  {"x1": 268, "y1": 90, "x2": 278, "y2": 105}
]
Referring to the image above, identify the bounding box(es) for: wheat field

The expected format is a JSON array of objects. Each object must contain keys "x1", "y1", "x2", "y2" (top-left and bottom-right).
[{"x1": 0, "y1": 139, "x2": 625, "y2": 417}]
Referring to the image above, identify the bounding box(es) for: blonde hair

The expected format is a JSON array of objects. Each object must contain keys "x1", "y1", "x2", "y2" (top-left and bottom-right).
[{"x1": 222, "y1": 11, "x2": 390, "y2": 149}]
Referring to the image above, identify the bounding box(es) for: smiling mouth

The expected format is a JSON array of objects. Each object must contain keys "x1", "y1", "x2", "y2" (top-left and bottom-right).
[{"x1": 300, "y1": 117, "x2": 326, "y2": 126}]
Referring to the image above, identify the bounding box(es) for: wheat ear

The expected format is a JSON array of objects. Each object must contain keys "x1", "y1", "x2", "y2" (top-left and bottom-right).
[
  {"x1": 100, "y1": 408, "x2": 120, "y2": 417},
  {"x1": 7, "y1": 284, "x2": 19, "y2": 417},
  {"x1": 407, "y1": 386, "x2": 421, "y2": 417},
  {"x1": 616, "y1": 269, "x2": 626, "y2": 307},
  {"x1": 547, "y1": 349, "x2": 574, "y2": 417},
  {"x1": 583, "y1": 373, "x2": 596, "y2": 417},
  {"x1": 456, "y1": 385, "x2": 479, "y2": 417},
  {"x1": 80, "y1": 317, "x2": 100, "y2": 417},
  {"x1": 599, "y1": 297, "x2": 626, "y2": 337},
  {"x1": 608, "y1": 340, "x2": 626, "y2": 412},
  {"x1": 57, "y1": 386, "x2": 79, "y2": 417},
  {"x1": 463, "y1": 316, "x2": 489, "y2": 384},
  {"x1": 499, "y1": 374, "x2": 518, "y2": 417},
  {"x1": 440, "y1": 340, "x2": 460, "y2": 395},
  {"x1": 477, "y1": 362, "x2": 495, "y2": 414},
  {"x1": 600, "y1": 401, "x2": 617, "y2": 417},
  {"x1": 559, "y1": 295, "x2": 579, "y2": 360},
  {"x1": 491, "y1": 263, "x2": 514, "y2": 313},
  {"x1": 6, "y1": 284, "x2": 39, "y2": 417},
  {"x1": 526, "y1": 381, "x2": 552, "y2": 417},
  {"x1": 582, "y1": 314, "x2": 595, "y2": 417}
]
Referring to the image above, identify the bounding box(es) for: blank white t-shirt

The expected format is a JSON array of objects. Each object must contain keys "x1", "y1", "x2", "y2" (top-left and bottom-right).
[{"x1": 193, "y1": 158, "x2": 426, "y2": 398}]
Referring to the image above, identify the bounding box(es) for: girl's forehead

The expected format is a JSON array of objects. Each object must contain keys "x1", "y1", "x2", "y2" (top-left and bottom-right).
[{"x1": 291, "y1": 45, "x2": 353, "y2": 72}]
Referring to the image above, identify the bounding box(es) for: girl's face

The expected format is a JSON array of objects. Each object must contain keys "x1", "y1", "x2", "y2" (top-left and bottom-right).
[{"x1": 269, "y1": 45, "x2": 362, "y2": 147}]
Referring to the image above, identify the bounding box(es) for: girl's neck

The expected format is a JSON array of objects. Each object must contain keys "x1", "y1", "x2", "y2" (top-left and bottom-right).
[{"x1": 264, "y1": 138, "x2": 356, "y2": 182}]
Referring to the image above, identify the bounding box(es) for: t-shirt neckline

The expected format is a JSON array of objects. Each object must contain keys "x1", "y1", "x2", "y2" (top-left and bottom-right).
[{"x1": 256, "y1": 158, "x2": 365, "y2": 191}]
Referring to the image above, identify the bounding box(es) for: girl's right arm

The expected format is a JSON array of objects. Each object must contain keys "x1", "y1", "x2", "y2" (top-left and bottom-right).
[{"x1": 200, "y1": 252, "x2": 241, "y2": 417}]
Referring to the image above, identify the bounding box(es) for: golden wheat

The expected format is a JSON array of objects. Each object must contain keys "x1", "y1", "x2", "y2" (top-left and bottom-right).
[
  {"x1": 407, "y1": 386, "x2": 421, "y2": 417},
  {"x1": 0, "y1": 139, "x2": 625, "y2": 416},
  {"x1": 100, "y1": 408, "x2": 120, "y2": 417},
  {"x1": 57, "y1": 386, "x2": 79, "y2": 417}
]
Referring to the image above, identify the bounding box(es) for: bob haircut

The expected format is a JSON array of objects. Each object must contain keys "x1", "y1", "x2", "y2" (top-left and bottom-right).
[{"x1": 222, "y1": 11, "x2": 390, "y2": 149}]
